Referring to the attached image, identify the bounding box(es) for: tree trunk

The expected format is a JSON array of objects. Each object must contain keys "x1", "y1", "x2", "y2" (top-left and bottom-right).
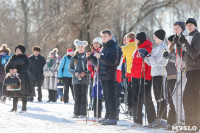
[{"x1": 21, "y1": 0, "x2": 29, "y2": 50}]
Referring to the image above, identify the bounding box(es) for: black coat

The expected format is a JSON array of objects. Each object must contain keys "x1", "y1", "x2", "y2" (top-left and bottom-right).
[
  {"x1": 3, "y1": 54, "x2": 35, "y2": 98},
  {"x1": 89, "y1": 40, "x2": 119, "y2": 81},
  {"x1": 178, "y1": 29, "x2": 200, "y2": 71},
  {"x1": 29, "y1": 54, "x2": 46, "y2": 80}
]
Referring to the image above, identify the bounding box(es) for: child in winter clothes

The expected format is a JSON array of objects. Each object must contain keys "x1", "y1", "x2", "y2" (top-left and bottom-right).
[
  {"x1": 0, "y1": 44, "x2": 11, "y2": 103},
  {"x1": 163, "y1": 35, "x2": 177, "y2": 126},
  {"x1": 69, "y1": 39, "x2": 89, "y2": 118},
  {"x1": 58, "y1": 48, "x2": 74, "y2": 103},
  {"x1": 139, "y1": 30, "x2": 168, "y2": 120},
  {"x1": 43, "y1": 51, "x2": 59, "y2": 102},
  {"x1": 88, "y1": 37, "x2": 103, "y2": 118},
  {"x1": 131, "y1": 32, "x2": 156, "y2": 126}
]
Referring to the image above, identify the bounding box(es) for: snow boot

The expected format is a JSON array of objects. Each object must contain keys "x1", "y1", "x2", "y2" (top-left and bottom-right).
[
  {"x1": 10, "y1": 108, "x2": 17, "y2": 112},
  {"x1": 72, "y1": 114, "x2": 79, "y2": 118},
  {"x1": 79, "y1": 115, "x2": 86, "y2": 118},
  {"x1": 131, "y1": 122, "x2": 142, "y2": 128},
  {"x1": 98, "y1": 119, "x2": 107, "y2": 123},
  {"x1": 101, "y1": 119, "x2": 117, "y2": 125},
  {"x1": 145, "y1": 119, "x2": 168, "y2": 128}
]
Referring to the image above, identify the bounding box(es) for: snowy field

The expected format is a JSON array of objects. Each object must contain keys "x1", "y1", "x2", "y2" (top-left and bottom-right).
[{"x1": 0, "y1": 89, "x2": 172, "y2": 133}]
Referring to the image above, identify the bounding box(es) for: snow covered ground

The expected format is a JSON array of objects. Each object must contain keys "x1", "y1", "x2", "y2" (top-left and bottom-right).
[{"x1": 0, "y1": 89, "x2": 172, "y2": 133}]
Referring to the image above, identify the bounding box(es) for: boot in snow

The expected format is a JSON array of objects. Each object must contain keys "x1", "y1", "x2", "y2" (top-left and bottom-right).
[
  {"x1": 131, "y1": 122, "x2": 142, "y2": 128},
  {"x1": 101, "y1": 119, "x2": 117, "y2": 125},
  {"x1": 98, "y1": 119, "x2": 107, "y2": 123},
  {"x1": 72, "y1": 115, "x2": 79, "y2": 118},
  {"x1": 10, "y1": 108, "x2": 17, "y2": 112},
  {"x1": 145, "y1": 119, "x2": 168, "y2": 128},
  {"x1": 79, "y1": 115, "x2": 86, "y2": 118}
]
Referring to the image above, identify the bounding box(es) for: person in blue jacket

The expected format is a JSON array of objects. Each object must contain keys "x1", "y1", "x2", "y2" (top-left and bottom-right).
[{"x1": 58, "y1": 48, "x2": 74, "y2": 103}]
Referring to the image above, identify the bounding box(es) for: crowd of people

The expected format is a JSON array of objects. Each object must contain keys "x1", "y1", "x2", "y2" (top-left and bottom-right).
[{"x1": 0, "y1": 17, "x2": 200, "y2": 131}]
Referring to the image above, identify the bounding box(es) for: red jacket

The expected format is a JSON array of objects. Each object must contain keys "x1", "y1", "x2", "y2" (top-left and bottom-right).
[{"x1": 131, "y1": 40, "x2": 152, "y2": 81}]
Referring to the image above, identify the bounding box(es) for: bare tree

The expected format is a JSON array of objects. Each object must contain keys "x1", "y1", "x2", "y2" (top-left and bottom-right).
[{"x1": 21, "y1": 0, "x2": 29, "y2": 49}]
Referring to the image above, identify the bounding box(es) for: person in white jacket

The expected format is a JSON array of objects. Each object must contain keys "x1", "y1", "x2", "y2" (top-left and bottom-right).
[{"x1": 139, "y1": 30, "x2": 168, "y2": 121}]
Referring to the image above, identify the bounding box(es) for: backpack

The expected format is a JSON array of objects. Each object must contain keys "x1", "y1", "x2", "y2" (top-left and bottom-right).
[{"x1": 1, "y1": 54, "x2": 10, "y2": 66}]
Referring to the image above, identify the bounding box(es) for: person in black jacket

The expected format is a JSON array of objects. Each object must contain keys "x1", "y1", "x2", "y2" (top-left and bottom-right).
[
  {"x1": 86, "y1": 29, "x2": 119, "y2": 125},
  {"x1": 174, "y1": 18, "x2": 200, "y2": 131},
  {"x1": 28, "y1": 46, "x2": 46, "y2": 102},
  {"x1": 3, "y1": 45, "x2": 35, "y2": 113}
]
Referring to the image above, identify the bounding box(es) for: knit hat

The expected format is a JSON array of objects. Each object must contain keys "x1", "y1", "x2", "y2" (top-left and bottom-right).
[
  {"x1": 168, "y1": 35, "x2": 175, "y2": 42},
  {"x1": 67, "y1": 48, "x2": 74, "y2": 55},
  {"x1": 154, "y1": 30, "x2": 166, "y2": 41},
  {"x1": 49, "y1": 51, "x2": 57, "y2": 58},
  {"x1": 185, "y1": 18, "x2": 197, "y2": 27},
  {"x1": 15, "y1": 45, "x2": 26, "y2": 54},
  {"x1": 136, "y1": 32, "x2": 146, "y2": 43},
  {"x1": 74, "y1": 39, "x2": 88, "y2": 48},
  {"x1": 93, "y1": 37, "x2": 102, "y2": 44},
  {"x1": 174, "y1": 21, "x2": 186, "y2": 31}
]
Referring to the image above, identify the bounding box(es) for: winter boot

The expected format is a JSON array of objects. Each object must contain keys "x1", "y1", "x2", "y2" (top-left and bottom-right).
[
  {"x1": 72, "y1": 114, "x2": 79, "y2": 118},
  {"x1": 131, "y1": 122, "x2": 142, "y2": 128},
  {"x1": 101, "y1": 119, "x2": 117, "y2": 125},
  {"x1": 21, "y1": 98, "x2": 27, "y2": 112},
  {"x1": 10, "y1": 98, "x2": 18, "y2": 112}
]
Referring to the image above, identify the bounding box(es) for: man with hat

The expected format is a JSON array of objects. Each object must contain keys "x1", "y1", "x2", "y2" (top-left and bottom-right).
[
  {"x1": 29, "y1": 46, "x2": 46, "y2": 102},
  {"x1": 139, "y1": 30, "x2": 168, "y2": 121}
]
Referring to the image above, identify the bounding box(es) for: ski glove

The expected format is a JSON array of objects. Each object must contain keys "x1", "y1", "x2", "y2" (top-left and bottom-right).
[
  {"x1": 179, "y1": 35, "x2": 187, "y2": 44},
  {"x1": 173, "y1": 35, "x2": 180, "y2": 45},
  {"x1": 138, "y1": 48, "x2": 150, "y2": 58},
  {"x1": 163, "y1": 51, "x2": 169, "y2": 59}
]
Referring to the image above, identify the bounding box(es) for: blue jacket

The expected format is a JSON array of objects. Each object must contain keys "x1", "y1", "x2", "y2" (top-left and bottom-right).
[{"x1": 58, "y1": 55, "x2": 72, "y2": 78}]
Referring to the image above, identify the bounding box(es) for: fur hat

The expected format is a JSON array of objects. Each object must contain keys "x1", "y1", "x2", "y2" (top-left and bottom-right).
[
  {"x1": 74, "y1": 39, "x2": 88, "y2": 48},
  {"x1": 0, "y1": 44, "x2": 11, "y2": 55},
  {"x1": 32, "y1": 46, "x2": 41, "y2": 52},
  {"x1": 15, "y1": 45, "x2": 26, "y2": 54}
]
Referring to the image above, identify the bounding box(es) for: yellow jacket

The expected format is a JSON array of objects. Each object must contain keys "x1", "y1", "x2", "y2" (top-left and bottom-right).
[{"x1": 122, "y1": 41, "x2": 137, "y2": 73}]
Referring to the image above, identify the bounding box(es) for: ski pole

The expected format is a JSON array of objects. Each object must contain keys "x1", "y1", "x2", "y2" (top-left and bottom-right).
[
  {"x1": 96, "y1": 58, "x2": 100, "y2": 122},
  {"x1": 136, "y1": 58, "x2": 145, "y2": 121}
]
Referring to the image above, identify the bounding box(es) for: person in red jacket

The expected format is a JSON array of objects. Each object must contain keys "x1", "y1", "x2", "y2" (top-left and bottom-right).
[
  {"x1": 87, "y1": 37, "x2": 102, "y2": 110},
  {"x1": 131, "y1": 32, "x2": 156, "y2": 126}
]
